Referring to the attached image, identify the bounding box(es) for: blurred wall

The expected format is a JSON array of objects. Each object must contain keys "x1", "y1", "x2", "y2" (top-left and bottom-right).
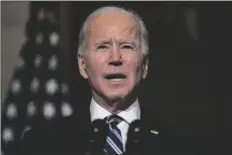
[{"x1": 1, "y1": 1, "x2": 29, "y2": 102}]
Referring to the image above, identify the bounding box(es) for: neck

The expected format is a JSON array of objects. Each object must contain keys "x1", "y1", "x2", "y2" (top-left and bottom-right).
[{"x1": 92, "y1": 93, "x2": 137, "y2": 114}]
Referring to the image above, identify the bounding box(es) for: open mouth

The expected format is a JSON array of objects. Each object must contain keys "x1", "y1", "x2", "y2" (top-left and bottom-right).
[{"x1": 104, "y1": 73, "x2": 126, "y2": 82}]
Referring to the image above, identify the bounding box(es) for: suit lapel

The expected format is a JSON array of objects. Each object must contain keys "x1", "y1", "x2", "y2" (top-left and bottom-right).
[
  {"x1": 75, "y1": 101, "x2": 163, "y2": 154},
  {"x1": 139, "y1": 103, "x2": 163, "y2": 155}
]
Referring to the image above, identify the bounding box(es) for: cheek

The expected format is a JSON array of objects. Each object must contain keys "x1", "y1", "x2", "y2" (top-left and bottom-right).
[
  {"x1": 126, "y1": 57, "x2": 143, "y2": 80},
  {"x1": 85, "y1": 55, "x2": 105, "y2": 78}
]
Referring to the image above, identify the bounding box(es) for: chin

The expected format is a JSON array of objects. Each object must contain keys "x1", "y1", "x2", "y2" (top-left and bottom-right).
[
  {"x1": 102, "y1": 90, "x2": 124, "y2": 99},
  {"x1": 104, "y1": 90, "x2": 131, "y2": 102},
  {"x1": 106, "y1": 95, "x2": 125, "y2": 102},
  {"x1": 105, "y1": 92, "x2": 125, "y2": 99},
  {"x1": 100, "y1": 84, "x2": 135, "y2": 102}
]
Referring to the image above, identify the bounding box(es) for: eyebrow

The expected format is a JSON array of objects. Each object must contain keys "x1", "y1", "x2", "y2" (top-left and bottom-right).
[
  {"x1": 92, "y1": 40, "x2": 140, "y2": 51},
  {"x1": 118, "y1": 40, "x2": 137, "y2": 46},
  {"x1": 95, "y1": 39, "x2": 138, "y2": 46},
  {"x1": 94, "y1": 40, "x2": 112, "y2": 46}
]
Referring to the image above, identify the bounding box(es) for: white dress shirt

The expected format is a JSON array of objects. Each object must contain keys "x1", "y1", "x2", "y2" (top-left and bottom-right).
[{"x1": 90, "y1": 98, "x2": 141, "y2": 151}]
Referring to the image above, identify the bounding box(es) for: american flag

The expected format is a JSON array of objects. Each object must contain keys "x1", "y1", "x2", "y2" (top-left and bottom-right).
[{"x1": 1, "y1": 2, "x2": 73, "y2": 154}]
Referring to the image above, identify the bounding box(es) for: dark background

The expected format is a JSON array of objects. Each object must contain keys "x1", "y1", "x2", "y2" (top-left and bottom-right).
[
  {"x1": 60, "y1": 1, "x2": 231, "y2": 139},
  {"x1": 59, "y1": 2, "x2": 231, "y2": 153},
  {"x1": 1, "y1": 1, "x2": 231, "y2": 154}
]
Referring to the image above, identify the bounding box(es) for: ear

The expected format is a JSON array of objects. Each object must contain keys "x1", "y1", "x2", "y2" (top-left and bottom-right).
[
  {"x1": 142, "y1": 55, "x2": 149, "y2": 79},
  {"x1": 77, "y1": 54, "x2": 88, "y2": 79}
]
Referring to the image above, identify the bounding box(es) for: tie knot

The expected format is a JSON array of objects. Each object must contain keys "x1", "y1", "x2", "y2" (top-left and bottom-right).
[{"x1": 105, "y1": 115, "x2": 123, "y2": 125}]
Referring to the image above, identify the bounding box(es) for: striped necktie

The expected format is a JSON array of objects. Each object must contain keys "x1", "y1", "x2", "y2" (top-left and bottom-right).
[{"x1": 104, "y1": 115, "x2": 124, "y2": 155}]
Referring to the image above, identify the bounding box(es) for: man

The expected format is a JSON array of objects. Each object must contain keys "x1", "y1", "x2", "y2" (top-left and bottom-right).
[
  {"x1": 18, "y1": 6, "x2": 200, "y2": 155},
  {"x1": 77, "y1": 6, "x2": 149, "y2": 154}
]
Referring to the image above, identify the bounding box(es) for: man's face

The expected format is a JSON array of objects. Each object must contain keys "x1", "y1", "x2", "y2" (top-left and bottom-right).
[{"x1": 78, "y1": 13, "x2": 148, "y2": 102}]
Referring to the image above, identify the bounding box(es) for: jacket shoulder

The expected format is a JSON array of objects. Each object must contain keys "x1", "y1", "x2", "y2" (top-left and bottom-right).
[
  {"x1": 21, "y1": 115, "x2": 89, "y2": 155},
  {"x1": 141, "y1": 115, "x2": 203, "y2": 155}
]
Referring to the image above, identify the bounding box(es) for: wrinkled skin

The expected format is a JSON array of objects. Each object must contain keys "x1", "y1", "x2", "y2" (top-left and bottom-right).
[{"x1": 78, "y1": 13, "x2": 149, "y2": 113}]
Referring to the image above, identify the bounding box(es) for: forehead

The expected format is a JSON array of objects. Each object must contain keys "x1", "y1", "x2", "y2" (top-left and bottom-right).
[{"x1": 88, "y1": 13, "x2": 140, "y2": 40}]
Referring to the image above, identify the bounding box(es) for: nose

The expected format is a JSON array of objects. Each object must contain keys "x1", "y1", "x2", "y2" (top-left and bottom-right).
[{"x1": 109, "y1": 46, "x2": 122, "y2": 66}]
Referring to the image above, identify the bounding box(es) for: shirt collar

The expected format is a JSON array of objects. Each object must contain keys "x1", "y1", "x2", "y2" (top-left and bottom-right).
[{"x1": 90, "y1": 98, "x2": 141, "y2": 124}]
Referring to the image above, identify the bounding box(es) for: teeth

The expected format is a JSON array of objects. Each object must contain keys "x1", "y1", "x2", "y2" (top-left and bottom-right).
[{"x1": 109, "y1": 78, "x2": 124, "y2": 82}]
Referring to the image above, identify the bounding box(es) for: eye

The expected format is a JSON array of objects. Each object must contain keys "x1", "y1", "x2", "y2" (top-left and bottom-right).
[
  {"x1": 121, "y1": 44, "x2": 134, "y2": 51},
  {"x1": 97, "y1": 45, "x2": 109, "y2": 50},
  {"x1": 122, "y1": 45, "x2": 132, "y2": 49}
]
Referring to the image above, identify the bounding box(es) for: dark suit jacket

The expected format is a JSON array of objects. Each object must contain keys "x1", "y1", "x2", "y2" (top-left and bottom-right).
[{"x1": 11, "y1": 105, "x2": 207, "y2": 155}]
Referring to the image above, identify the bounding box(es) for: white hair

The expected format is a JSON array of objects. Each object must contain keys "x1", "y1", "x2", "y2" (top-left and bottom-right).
[{"x1": 77, "y1": 6, "x2": 149, "y2": 57}]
